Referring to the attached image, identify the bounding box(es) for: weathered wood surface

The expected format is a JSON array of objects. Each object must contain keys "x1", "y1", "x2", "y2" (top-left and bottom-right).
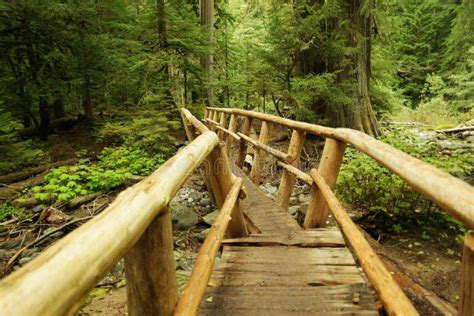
[
  {"x1": 200, "y1": 244, "x2": 379, "y2": 314},
  {"x1": 175, "y1": 178, "x2": 243, "y2": 316},
  {"x1": 309, "y1": 168, "x2": 418, "y2": 315},
  {"x1": 233, "y1": 166, "x2": 301, "y2": 234},
  {"x1": 195, "y1": 165, "x2": 380, "y2": 315},
  {"x1": 222, "y1": 227, "x2": 345, "y2": 247}
]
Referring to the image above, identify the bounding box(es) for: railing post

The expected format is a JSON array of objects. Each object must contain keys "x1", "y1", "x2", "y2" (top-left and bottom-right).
[
  {"x1": 124, "y1": 207, "x2": 176, "y2": 316},
  {"x1": 226, "y1": 114, "x2": 238, "y2": 154},
  {"x1": 276, "y1": 129, "x2": 306, "y2": 210},
  {"x1": 460, "y1": 232, "x2": 474, "y2": 316},
  {"x1": 206, "y1": 143, "x2": 248, "y2": 238},
  {"x1": 249, "y1": 121, "x2": 272, "y2": 184},
  {"x1": 237, "y1": 116, "x2": 253, "y2": 168},
  {"x1": 212, "y1": 111, "x2": 219, "y2": 123},
  {"x1": 217, "y1": 112, "x2": 228, "y2": 140},
  {"x1": 304, "y1": 139, "x2": 346, "y2": 228}
]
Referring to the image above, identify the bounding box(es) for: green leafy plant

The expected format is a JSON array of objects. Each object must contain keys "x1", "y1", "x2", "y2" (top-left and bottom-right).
[
  {"x1": 0, "y1": 204, "x2": 23, "y2": 222},
  {"x1": 337, "y1": 127, "x2": 471, "y2": 243},
  {"x1": 31, "y1": 146, "x2": 164, "y2": 203}
]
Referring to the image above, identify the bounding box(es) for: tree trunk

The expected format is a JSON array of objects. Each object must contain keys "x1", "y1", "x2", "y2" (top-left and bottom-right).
[
  {"x1": 200, "y1": 0, "x2": 214, "y2": 107},
  {"x1": 38, "y1": 97, "x2": 50, "y2": 140},
  {"x1": 83, "y1": 74, "x2": 93, "y2": 120},
  {"x1": 53, "y1": 99, "x2": 65, "y2": 120},
  {"x1": 157, "y1": 0, "x2": 175, "y2": 106},
  {"x1": 350, "y1": 0, "x2": 379, "y2": 137}
]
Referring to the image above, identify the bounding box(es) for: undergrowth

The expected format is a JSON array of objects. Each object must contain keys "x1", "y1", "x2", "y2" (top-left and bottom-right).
[
  {"x1": 29, "y1": 146, "x2": 165, "y2": 203},
  {"x1": 337, "y1": 127, "x2": 472, "y2": 245}
]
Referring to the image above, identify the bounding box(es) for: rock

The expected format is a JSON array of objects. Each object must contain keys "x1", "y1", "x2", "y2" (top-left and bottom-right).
[
  {"x1": 298, "y1": 193, "x2": 309, "y2": 203},
  {"x1": 188, "y1": 190, "x2": 202, "y2": 201},
  {"x1": 200, "y1": 197, "x2": 212, "y2": 207},
  {"x1": 187, "y1": 198, "x2": 194, "y2": 204},
  {"x1": 288, "y1": 206, "x2": 299, "y2": 216},
  {"x1": 174, "y1": 251, "x2": 196, "y2": 270},
  {"x1": 198, "y1": 228, "x2": 210, "y2": 242},
  {"x1": 171, "y1": 201, "x2": 199, "y2": 230},
  {"x1": 203, "y1": 211, "x2": 218, "y2": 226},
  {"x1": 289, "y1": 196, "x2": 298, "y2": 205}
]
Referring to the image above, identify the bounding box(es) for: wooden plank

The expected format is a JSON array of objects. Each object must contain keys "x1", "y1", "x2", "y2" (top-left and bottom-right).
[
  {"x1": 125, "y1": 208, "x2": 176, "y2": 316},
  {"x1": 200, "y1": 284, "x2": 378, "y2": 315},
  {"x1": 217, "y1": 112, "x2": 228, "y2": 139},
  {"x1": 233, "y1": 166, "x2": 301, "y2": 234},
  {"x1": 174, "y1": 179, "x2": 243, "y2": 316},
  {"x1": 219, "y1": 246, "x2": 357, "y2": 266},
  {"x1": 222, "y1": 228, "x2": 345, "y2": 247},
  {"x1": 308, "y1": 169, "x2": 418, "y2": 316},
  {"x1": 459, "y1": 232, "x2": 474, "y2": 316},
  {"x1": 304, "y1": 139, "x2": 346, "y2": 228},
  {"x1": 277, "y1": 129, "x2": 306, "y2": 210}
]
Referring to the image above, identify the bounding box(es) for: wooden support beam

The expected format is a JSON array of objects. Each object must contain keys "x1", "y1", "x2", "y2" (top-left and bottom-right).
[
  {"x1": 226, "y1": 114, "x2": 238, "y2": 154},
  {"x1": 174, "y1": 178, "x2": 243, "y2": 316},
  {"x1": 238, "y1": 132, "x2": 291, "y2": 162},
  {"x1": 217, "y1": 125, "x2": 241, "y2": 141},
  {"x1": 460, "y1": 232, "x2": 474, "y2": 316},
  {"x1": 205, "y1": 143, "x2": 248, "y2": 238},
  {"x1": 212, "y1": 110, "x2": 219, "y2": 123},
  {"x1": 308, "y1": 168, "x2": 418, "y2": 316},
  {"x1": 237, "y1": 116, "x2": 253, "y2": 168},
  {"x1": 304, "y1": 139, "x2": 346, "y2": 228},
  {"x1": 276, "y1": 129, "x2": 306, "y2": 210},
  {"x1": 277, "y1": 162, "x2": 313, "y2": 186},
  {"x1": 249, "y1": 121, "x2": 272, "y2": 184},
  {"x1": 0, "y1": 132, "x2": 219, "y2": 315},
  {"x1": 205, "y1": 118, "x2": 220, "y2": 126},
  {"x1": 125, "y1": 208, "x2": 176, "y2": 316},
  {"x1": 218, "y1": 112, "x2": 228, "y2": 140}
]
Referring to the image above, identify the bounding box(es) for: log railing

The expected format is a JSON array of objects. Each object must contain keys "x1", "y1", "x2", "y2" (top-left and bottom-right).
[
  {"x1": 0, "y1": 107, "x2": 472, "y2": 315},
  {"x1": 0, "y1": 111, "x2": 248, "y2": 315},
  {"x1": 205, "y1": 106, "x2": 474, "y2": 316}
]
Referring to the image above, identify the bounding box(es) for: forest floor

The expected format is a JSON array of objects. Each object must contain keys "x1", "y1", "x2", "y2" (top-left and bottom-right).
[{"x1": 0, "y1": 121, "x2": 469, "y2": 314}]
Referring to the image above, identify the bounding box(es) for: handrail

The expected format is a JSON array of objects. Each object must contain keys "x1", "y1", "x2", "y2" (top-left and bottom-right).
[
  {"x1": 174, "y1": 177, "x2": 244, "y2": 315},
  {"x1": 309, "y1": 168, "x2": 418, "y2": 316},
  {"x1": 208, "y1": 107, "x2": 474, "y2": 229},
  {"x1": 0, "y1": 131, "x2": 220, "y2": 315}
]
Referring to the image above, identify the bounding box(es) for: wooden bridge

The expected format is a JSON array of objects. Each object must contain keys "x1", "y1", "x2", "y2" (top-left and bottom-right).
[{"x1": 0, "y1": 107, "x2": 473, "y2": 315}]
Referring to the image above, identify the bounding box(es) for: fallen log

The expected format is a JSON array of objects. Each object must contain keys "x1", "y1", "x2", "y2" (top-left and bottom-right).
[
  {"x1": 436, "y1": 126, "x2": 474, "y2": 134},
  {"x1": 0, "y1": 159, "x2": 76, "y2": 184},
  {"x1": 17, "y1": 116, "x2": 80, "y2": 138},
  {"x1": 359, "y1": 229, "x2": 457, "y2": 315}
]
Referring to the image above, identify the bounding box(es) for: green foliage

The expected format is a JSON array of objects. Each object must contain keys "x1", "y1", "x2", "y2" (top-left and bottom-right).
[
  {"x1": 337, "y1": 127, "x2": 471, "y2": 242},
  {"x1": 0, "y1": 204, "x2": 23, "y2": 222},
  {"x1": 0, "y1": 111, "x2": 46, "y2": 174},
  {"x1": 31, "y1": 146, "x2": 164, "y2": 203},
  {"x1": 97, "y1": 108, "x2": 179, "y2": 154}
]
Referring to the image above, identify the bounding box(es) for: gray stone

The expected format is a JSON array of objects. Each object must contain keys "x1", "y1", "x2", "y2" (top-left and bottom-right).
[
  {"x1": 288, "y1": 206, "x2": 299, "y2": 216},
  {"x1": 289, "y1": 196, "x2": 298, "y2": 205},
  {"x1": 200, "y1": 197, "x2": 212, "y2": 207},
  {"x1": 298, "y1": 193, "x2": 309, "y2": 203},
  {"x1": 198, "y1": 228, "x2": 210, "y2": 242},
  {"x1": 203, "y1": 211, "x2": 218, "y2": 226},
  {"x1": 171, "y1": 201, "x2": 199, "y2": 230},
  {"x1": 188, "y1": 190, "x2": 202, "y2": 201}
]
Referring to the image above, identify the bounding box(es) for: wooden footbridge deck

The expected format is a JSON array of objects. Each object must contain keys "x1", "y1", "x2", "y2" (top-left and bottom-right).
[{"x1": 0, "y1": 107, "x2": 473, "y2": 316}]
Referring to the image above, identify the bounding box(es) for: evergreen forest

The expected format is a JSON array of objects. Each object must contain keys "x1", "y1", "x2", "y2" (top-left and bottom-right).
[{"x1": 0, "y1": 0, "x2": 473, "y2": 312}]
